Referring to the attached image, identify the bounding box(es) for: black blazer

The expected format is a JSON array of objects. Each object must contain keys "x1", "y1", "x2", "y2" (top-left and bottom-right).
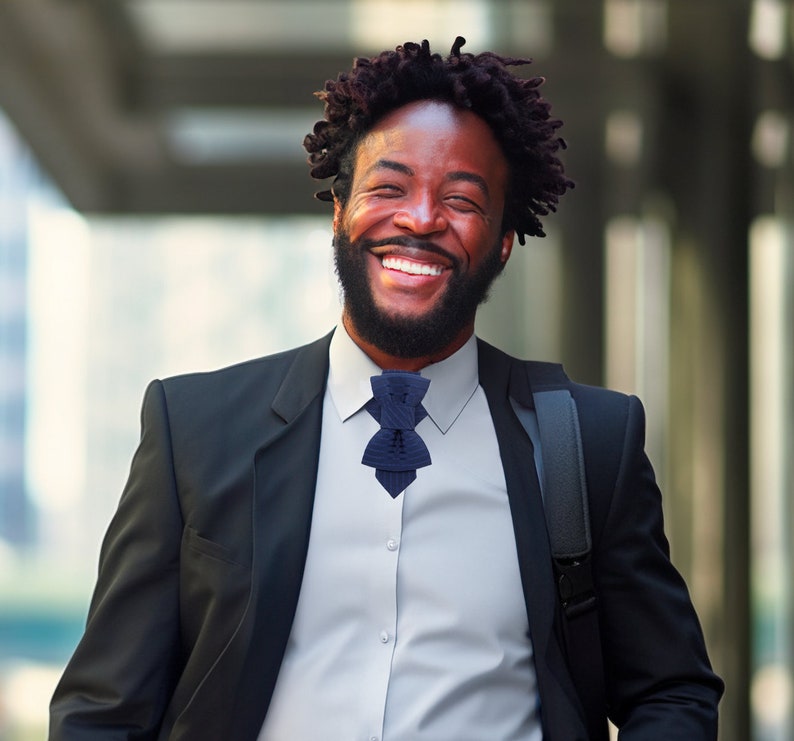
[{"x1": 50, "y1": 332, "x2": 722, "y2": 740}]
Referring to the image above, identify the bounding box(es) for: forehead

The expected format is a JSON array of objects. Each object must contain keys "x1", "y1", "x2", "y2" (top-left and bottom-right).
[{"x1": 352, "y1": 100, "x2": 509, "y2": 188}]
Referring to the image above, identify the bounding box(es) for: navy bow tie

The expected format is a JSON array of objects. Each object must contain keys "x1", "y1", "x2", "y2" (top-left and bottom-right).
[{"x1": 362, "y1": 370, "x2": 432, "y2": 498}]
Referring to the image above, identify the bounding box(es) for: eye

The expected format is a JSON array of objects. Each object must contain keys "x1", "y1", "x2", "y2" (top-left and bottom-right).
[
  {"x1": 369, "y1": 183, "x2": 403, "y2": 196},
  {"x1": 445, "y1": 194, "x2": 484, "y2": 213}
]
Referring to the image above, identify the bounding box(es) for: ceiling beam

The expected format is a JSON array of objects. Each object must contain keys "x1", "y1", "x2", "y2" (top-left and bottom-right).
[
  {"x1": 135, "y1": 52, "x2": 355, "y2": 110},
  {"x1": 102, "y1": 162, "x2": 331, "y2": 216}
]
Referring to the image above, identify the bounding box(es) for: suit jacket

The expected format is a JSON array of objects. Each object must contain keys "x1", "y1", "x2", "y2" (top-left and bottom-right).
[{"x1": 50, "y1": 331, "x2": 723, "y2": 740}]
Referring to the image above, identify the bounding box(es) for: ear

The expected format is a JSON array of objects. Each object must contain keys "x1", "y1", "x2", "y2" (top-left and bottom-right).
[
  {"x1": 333, "y1": 198, "x2": 343, "y2": 232},
  {"x1": 499, "y1": 230, "x2": 515, "y2": 264}
]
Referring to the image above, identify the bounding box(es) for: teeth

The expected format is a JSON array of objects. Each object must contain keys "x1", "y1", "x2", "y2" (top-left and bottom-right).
[{"x1": 382, "y1": 256, "x2": 444, "y2": 276}]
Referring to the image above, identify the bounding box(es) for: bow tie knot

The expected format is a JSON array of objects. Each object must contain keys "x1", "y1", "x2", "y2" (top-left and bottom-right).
[{"x1": 362, "y1": 370, "x2": 431, "y2": 497}]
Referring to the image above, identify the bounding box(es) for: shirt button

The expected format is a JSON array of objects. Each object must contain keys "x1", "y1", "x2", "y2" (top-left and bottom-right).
[
  {"x1": 370, "y1": 737, "x2": 379, "y2": 741},
  {"x1": 379, "y1": 631, "x2": 390, "y2": 644},
  {"x1": 386, "y1": 538, "x2": 399, "y2": 551}
]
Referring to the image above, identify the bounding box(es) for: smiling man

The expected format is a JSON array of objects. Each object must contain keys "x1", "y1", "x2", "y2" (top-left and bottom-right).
[{"x1": 50, "y1": 39, "x2": 723, "y2": 741}]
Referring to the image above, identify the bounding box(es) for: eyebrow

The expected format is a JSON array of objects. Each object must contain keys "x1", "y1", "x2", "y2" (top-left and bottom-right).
[
  {"x1": 367, "y1": 160, "x2": 491, "y2": 199},
  {"x1": 447, "y1": 170, "x2": 490, "y2": 199},
  {"x1": 369, "y1": 159, "x2": 414, "y2": 177}
]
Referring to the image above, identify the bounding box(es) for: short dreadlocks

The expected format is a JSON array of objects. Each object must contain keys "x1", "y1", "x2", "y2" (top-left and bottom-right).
[{"x1": 303, "y1": 37, "x2": 572, "y2": 243}]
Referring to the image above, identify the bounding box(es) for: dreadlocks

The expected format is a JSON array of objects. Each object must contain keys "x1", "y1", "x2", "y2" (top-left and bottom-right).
[{"x1": 303, "y1": 37, "x2": 573, "y2": 243}]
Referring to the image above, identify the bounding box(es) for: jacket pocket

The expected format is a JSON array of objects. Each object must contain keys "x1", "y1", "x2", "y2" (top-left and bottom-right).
[{"x1": 182, "y1": 525, "x2": 241, "y2": 566}]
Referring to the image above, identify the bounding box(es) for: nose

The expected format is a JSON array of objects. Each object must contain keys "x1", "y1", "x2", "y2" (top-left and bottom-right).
[{"x1": 393, "y1": 191, "x2": 447, "y2": 235}]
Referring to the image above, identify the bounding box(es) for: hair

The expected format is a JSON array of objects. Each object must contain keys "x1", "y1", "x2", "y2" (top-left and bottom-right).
[{"x1": 303, "y1": 37, "x2": 573, "y2": 243}]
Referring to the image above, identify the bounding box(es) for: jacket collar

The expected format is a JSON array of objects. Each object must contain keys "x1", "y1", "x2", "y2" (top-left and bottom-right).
[{"x1": 271, "y1": 330, "x2": 334, "y2": 424}]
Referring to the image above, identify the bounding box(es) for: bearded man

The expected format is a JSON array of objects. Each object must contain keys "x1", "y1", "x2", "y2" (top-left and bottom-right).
[{"x1": 50, "y1": 38, "x2": 723, "y2": 740}]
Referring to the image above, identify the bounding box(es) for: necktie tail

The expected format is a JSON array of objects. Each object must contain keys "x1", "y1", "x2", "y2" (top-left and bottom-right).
[{"x1": 376, "y1": 469, "x2": 417, "y2": 499}]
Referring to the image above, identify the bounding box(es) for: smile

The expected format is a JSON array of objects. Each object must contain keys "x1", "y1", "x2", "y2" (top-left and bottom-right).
[{"x1": 381, "y1": 255, "x2": 445, "y2": 276}]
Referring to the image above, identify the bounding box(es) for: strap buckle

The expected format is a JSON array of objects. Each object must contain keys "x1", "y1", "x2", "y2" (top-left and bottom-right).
[{"x1": 555, "y1": 556, "x2": 597, "y2": 618}]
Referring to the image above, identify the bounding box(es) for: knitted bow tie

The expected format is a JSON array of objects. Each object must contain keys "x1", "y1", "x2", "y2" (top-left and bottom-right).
[{"x1": 362, "y1": 370, "x2": 432, "y2": 498}]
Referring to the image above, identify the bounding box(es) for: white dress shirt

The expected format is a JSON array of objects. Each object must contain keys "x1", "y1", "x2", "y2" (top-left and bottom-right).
[{"x1": 259, "y1": 325, "x2": 542, "y2": 741}]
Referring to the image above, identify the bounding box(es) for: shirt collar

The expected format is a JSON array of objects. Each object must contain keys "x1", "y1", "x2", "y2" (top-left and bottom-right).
[{"x1": 328, "y1": 322, "x2": 480, "y2": 434}]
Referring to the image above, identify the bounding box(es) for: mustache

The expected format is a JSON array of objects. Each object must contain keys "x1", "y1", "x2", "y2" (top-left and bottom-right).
[{"x1": 357, "y1": 235, "x2": 461, "y2": 269}]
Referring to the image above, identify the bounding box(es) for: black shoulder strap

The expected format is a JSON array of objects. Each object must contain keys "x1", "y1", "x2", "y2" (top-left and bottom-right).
[
  {"x1": 532, "y1": 388, "x2": 595, "y2": 616},
  {"x1": 508, "y1": 362, "x2": 596, "y2": 614},
  {"x1": 514, "y1": 362, "x2": 609, "y2": 740}
]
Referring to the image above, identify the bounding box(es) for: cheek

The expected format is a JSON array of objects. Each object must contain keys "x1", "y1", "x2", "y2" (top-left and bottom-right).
[
  {"x1": 343, "y1": 198, "x2": 398, "y2": 241},
  {"x1": 456, "y1": 222, "x2": 503, "y2": 264}
]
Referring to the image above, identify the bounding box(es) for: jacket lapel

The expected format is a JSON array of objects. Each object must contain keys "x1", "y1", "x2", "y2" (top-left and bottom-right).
[
  {"x1": 477, "y1": 339, "x2": 589, "y2": 740},
  {"x1": 229, "y1": 333, "x2": 332, "y2": 739}
]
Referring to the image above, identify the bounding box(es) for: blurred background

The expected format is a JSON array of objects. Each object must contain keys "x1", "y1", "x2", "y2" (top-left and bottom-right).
[{"x1": 0, "y1": 1, "x2": 791, "y2": 739}]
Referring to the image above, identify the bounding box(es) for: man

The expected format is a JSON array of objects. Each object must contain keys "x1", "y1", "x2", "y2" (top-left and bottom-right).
[{"x1": 50, "y1": 38, "x2": 723, "y2": 740}]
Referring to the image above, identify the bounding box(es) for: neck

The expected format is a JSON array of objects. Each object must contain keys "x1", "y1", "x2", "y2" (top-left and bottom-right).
[{"x1": 342, "y1": 314, "x2": 474, "y2": 371}]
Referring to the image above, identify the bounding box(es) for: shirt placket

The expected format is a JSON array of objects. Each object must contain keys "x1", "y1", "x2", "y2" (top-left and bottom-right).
[{"x1": 360, "y1": 482, "x2": 405, "y2": 741}]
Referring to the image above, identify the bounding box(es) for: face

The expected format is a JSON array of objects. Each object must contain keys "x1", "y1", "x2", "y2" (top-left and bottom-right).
[{"x1": 334, "y1": 100, "x2": 515, "y2": 363}]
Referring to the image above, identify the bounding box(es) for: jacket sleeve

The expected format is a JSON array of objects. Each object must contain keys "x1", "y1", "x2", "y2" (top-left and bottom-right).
[
  {"x1": 49, "y1": 380, "x2": 184, "y2": 740},
  {"x1": 591, "y1": 394, "x2": 724, "y2": 738}
]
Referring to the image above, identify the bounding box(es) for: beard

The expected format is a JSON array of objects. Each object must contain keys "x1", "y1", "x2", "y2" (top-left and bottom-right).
[{"x1": 333, "y1": 228, "x2": 506, "y2": 360}]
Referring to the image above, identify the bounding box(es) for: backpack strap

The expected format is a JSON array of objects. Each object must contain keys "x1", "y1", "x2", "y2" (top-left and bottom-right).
[
  {"x1": 512, "y1": 361, "x2": 609, "y2": 740},
  {"x1": 508, "y1": 366, "x2": 597, "y2": 616},
  {"x1": 532, "y1": 389, "x2": 596, "y2": 617}
]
